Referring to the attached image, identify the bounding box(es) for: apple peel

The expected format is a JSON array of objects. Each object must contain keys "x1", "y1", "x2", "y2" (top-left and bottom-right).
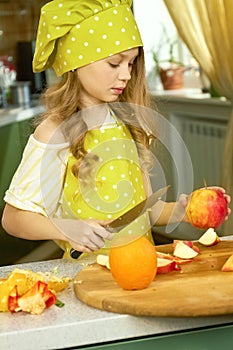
[{"x1": 157, "y1": 258, "x2": 178, "y2": 274}]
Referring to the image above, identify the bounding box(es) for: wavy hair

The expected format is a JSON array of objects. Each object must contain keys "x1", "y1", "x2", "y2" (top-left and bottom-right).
[{"x1": 40, "y1": 47, "x2": 157, "y2": 182}]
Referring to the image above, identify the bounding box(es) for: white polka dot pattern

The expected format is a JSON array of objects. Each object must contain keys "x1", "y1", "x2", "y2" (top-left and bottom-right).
[
  {"x1": 60, "y1": 109, "x2": 154, "y2": 253},
  {"x1": 33, "y1": 0, "x2": 143, "y2": 76}
]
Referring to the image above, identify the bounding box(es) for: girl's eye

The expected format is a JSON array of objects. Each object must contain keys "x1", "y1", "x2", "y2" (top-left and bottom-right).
[{"x1": 109, "y1": 63, "x2": 119, "y2": 68}]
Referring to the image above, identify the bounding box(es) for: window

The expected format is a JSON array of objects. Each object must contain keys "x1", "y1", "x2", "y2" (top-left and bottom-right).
[{"x1": 133, "y1": 0, "x2": 201, "y2": 90}]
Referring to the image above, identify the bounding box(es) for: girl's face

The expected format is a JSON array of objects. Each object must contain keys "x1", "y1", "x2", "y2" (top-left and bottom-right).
[{"x1": 77, "y1": 47, "x2": 139, "y2": 107}]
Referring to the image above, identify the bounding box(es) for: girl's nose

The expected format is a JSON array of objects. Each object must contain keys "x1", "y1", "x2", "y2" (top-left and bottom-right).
[{"x1": 118, "y1": 65, "x2": 131, "y2": 81}]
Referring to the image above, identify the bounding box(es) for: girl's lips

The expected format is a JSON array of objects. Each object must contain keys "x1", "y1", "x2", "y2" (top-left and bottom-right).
[{"x1": 111, "y1": 88, "x2": 124, "y2": 95}]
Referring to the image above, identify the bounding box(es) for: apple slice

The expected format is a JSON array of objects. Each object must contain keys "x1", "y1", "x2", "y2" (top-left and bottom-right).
[
  {"x1": 173, "y1": 240, "x2": 200, "y2": 253},
  {"x1": 172, "y1": 256, "x2": 193, "y2": 264},
  {"x1": 221, "y1": 255, "x2": 233, "y2": 272},
  {"x1": 198, "y1": 228, "x2": 220, "y2": 246},
  {"x1": 156, "y1": 252, "x2": 174, "y2": 261},
  {"x1": 157, "y1": 251, "x2": 193, "y2": 266},
  {"x1": 157, "y1": 258, "x2": 177, "y2": 274},
  {"x1": 173, "y1": 241, "x2": 199, "y2": 259},
  {"x1": 174, "y1": 239, "x2": 193, "y2": 249},
  {"x1": 96, "y1": 254, "x2": 110, "y2": 269}
]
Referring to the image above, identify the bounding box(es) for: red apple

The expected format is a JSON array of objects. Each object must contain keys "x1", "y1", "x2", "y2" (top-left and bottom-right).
[
  {"x1": 198, "y1": 228, "x2": 220, "y2": 246},
  {"x1": 221, "y1": 255, "x2": 233, "y2": 272},
  {"x1": 157, "y1": 258, "x2": 177, "y2": 274},
  {"x1": 186, "y1": 188, "x2": 228, "y2": 229},
  {"x1": 173, "y1": 241, "x2": 199, "y2": 259}
]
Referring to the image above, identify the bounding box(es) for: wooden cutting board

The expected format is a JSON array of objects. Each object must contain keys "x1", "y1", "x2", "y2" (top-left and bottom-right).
[{"x1": 74, "y1": 240, "x2": 233, "y2": 317}]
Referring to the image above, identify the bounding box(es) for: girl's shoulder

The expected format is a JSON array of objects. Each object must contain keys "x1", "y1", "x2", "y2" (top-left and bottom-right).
[{"x1": 33, "y1": 116, "x2": 66, "y2": 144}]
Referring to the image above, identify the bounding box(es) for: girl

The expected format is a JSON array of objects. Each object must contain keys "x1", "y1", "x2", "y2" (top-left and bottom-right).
[{"x1": 2, "y1": 0, "x2": 230, "y2": 259}]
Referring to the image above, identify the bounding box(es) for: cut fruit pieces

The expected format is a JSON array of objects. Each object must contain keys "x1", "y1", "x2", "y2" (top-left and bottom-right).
[
  {"x1": 96, "y1": 254, "x2": 110, "y2": 269},
  {"x1": 173, "y1": 240, "x2": 200, "y2": 253},
  {"x1": 198, "y1": 228, "x2": 220, "y2": 246},
  {"x1": 156, "y1": 251, "x2": 193, "y2": 264},
  {"x1": 221, "y1": 255, "x2": 233, "y2": 272},
  {"x1": 173, "y1": 241, "x2": 199, "y2": 259},
  {"x1": 157, "y1": 258, "x2": 177, "y2": 274}
]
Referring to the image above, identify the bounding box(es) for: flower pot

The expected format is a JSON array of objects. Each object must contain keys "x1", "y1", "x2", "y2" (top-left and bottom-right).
[{"x1": 159, "y1": 66, "x2": 184, "y2": 90}]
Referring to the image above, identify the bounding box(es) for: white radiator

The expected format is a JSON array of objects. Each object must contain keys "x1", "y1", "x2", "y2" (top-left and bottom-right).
[{"x1": 180, "y1": 117, "x2": 227, "y2": 189}]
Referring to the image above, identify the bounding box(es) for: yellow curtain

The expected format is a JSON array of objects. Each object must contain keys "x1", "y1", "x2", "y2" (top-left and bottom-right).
[{"x1": 164, "y1": 0, "x2": 233, "y2": 234}]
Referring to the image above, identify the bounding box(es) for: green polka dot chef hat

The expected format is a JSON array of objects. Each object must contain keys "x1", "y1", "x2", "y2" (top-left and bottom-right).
[{"x1": 32, "y1": 0, "x2": 143, "y2": 77}]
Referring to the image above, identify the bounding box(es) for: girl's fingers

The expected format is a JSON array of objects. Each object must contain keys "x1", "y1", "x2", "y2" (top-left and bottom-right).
[{"x1": 179, "y1": 193, "x2": 189, "y2": 207}]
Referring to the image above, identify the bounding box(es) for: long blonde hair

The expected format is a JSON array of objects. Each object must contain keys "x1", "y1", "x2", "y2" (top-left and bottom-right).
[{"x1": 40, "y1": 47, "x2": 157, "y2": 179}]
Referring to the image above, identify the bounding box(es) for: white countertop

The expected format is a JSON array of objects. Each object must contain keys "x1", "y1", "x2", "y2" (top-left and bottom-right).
[
  {"x1": 0, "y1": 104, "x2": 45, "y2": 128},
  {"x1": 151, "y1": 88, "x2": 232, "y2": 106},
  {"x1": 1, "y1": 251, "x2": 233, "y2": 350}
]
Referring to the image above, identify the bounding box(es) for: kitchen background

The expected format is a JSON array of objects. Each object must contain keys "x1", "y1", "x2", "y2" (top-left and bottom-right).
[{"x1": 0, "y1": 0, "x2": 232, "y2": 266}]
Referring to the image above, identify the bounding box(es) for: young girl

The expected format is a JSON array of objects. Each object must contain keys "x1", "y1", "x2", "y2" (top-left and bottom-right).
[{"x1": 2, "y1": 0, "x2": 231, "y2": 259}]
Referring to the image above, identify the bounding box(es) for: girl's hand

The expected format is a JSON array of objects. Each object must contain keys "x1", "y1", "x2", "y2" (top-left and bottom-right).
[
  {"x1": 177, "y1": 193, "x2": 189, "y2": 223},
  {"x1": 52, "y1": 218, "x2": 114, "y2": 253}
]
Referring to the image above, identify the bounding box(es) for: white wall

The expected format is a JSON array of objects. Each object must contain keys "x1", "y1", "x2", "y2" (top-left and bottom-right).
[
  {"x1": 133, "y1": 0, "x2": 177, "y2": 72},
  {"x1": 133, "y1": 0, "x2": 200, "y2": 90}
]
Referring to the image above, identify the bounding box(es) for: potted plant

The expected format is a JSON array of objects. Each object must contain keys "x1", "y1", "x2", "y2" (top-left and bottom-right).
[{"x1": 152, "y1": 25, "x2": 185, "y2": 90}]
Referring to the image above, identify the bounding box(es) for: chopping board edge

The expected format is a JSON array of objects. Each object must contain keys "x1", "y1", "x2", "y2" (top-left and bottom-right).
[{"x1": 73, "y1": 240, "x2": 233, "y2": 317}]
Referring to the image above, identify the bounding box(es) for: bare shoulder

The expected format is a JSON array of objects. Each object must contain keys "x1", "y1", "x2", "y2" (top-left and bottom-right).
[{"x1": 33, "y1": 117, "x2": 66, "y2": 144}]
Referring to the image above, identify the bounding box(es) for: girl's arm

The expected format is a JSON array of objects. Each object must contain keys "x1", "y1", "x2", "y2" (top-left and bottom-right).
[
  {"x1": 2, "y1": 204, "x2": 113, "y2": 253},
  {"x1": 2, "y1": 204, "x2": 64, "y2": 241},
  {"x1": 142, "y1": 174, "x2": 188, "y2": 226},
  {"x1": 150, "y1": 198, "x2": 188, "y2": 227}
]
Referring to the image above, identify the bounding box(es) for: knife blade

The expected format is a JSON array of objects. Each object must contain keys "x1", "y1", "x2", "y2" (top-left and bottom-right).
[
  {"x1": 105, "y1": 185, "x2": 170, "y2": 233},
  {"x1": 70, "y1": 185, "x2": 170, "y2": 259}
]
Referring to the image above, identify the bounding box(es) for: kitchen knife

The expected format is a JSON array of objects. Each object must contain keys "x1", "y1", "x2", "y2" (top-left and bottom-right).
[
  {"x1": 70, "y1": 185, "x2": 170, "y2": 259},
  {"x1": 105, "y1": 185, "x2": 170, "y2": 232}
]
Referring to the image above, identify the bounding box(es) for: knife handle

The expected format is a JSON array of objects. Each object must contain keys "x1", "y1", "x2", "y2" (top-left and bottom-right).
[{"x1": 70, "y1": 248, "x2": 82, "y2": 259}]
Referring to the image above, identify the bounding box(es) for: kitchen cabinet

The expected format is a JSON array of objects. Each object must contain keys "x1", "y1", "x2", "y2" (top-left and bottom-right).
[
  {"x1": 72, "y1": 326, "x2": 233, "y2": 350},
  {"x1": 0, "y1": 106, "x2": 44, "y2": 265},
  {"x1": 0, "y1": 118, "x2": 33, "y2": 201}
]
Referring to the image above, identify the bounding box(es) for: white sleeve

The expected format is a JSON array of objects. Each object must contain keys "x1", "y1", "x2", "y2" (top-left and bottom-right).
[{"x1": 4, "y1": 135, "x2": 69, "y2": 217}]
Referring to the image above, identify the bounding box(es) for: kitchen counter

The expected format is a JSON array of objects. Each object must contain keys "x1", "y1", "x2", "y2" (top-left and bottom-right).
[
  {"x1": 151, "y1": 89, "x2": 232, "y2": 120},
  {"x1": 0, "y1": 103, "x2": 45, "y2": 128},
  {"x1": 1, "y1": 246, "x2": 233, "y2": 350},
  {"x1": 1, "y1": 98, "x2": 233, "y2": 349}
]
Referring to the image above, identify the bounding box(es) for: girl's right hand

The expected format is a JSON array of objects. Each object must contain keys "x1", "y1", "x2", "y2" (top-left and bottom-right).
[{"x1": 52, "y1": 218, "x2": 114, "y2": 253}]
